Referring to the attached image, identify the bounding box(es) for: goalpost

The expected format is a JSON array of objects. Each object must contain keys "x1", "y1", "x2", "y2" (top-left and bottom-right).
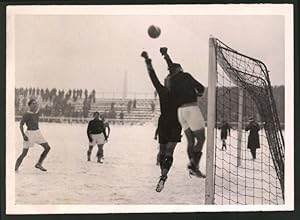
[{"x1": 205, "y1": 37, "x2": 285, "y2": 205}]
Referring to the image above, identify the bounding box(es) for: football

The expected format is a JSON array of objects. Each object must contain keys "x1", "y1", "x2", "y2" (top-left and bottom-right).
[{"x1": 148, "y1": 25, "x2": 161, "y2": 39}]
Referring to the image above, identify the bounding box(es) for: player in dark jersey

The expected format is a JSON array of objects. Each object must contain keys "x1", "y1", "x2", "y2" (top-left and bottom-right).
[
  {"x1": 15, "y1": 99, "x2": 51, "y2": 172},
  {"x1": 141, "y1": 51, "x2": 182, "y2": 192},
  {"x1": 87, "y1": 112, "x2": 108, "y2": 163},
  {"x1": 219, "y1": 120, "x2": 231, "y2": 150},
  {"x1": 160, "y1": 47, "x2": 206, "y2": 178}
]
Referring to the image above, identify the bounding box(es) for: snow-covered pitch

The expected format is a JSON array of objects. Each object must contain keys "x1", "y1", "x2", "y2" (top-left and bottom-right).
[
  {"x1": 15, "y1": 122, "x2": 206, "y2": 205},
  {"x1": 14, "y1": 122, "x2": 283, "y2": 205}
]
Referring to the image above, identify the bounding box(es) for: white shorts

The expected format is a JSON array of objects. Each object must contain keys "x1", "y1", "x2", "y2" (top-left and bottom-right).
[
  {"x1": 23, "y1": 130, "x2": 47, "y2": 149},
  {"x1": 89, "y1": 133, "x2": 105, "y2": 146},
  {"x1": 177, "y1": 105, "x2": 205, "y2": 131}
]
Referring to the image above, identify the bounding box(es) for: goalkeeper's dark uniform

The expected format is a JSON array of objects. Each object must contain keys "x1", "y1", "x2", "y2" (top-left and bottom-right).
[
  {"x1": 142, "y1": 55, "x2": 182, "y2": 192},
  {"x1": 144, "y1": 58, "x2": 182, "y2": 144}
]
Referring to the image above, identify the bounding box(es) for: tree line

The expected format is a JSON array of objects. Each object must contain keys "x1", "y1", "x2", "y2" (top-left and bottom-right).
[{"x1": 198, "y1": 85, "x2": 284, "y2": 124}]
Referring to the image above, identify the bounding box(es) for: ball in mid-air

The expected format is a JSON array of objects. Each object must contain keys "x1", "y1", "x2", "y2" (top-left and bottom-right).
[{"x1": 148, "y1": 25, "x2": 161, "y2": 39}]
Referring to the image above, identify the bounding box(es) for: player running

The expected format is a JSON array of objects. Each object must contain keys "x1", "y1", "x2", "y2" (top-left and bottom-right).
[
  {"x1": 87, "y1": 112, "x2": 108, "y2": 163},
  {"x1": 141, "y1": 51, "x2": 182, "y2": 192},
  {"x1": 15, "y1": 99, "x2": 51, "y2": 172},
  {"x1": 219, "y1": 120, "x2": 231, "y2": 150},
  {"x1": 160, "y1": 47, "x2": 206, "y2": 178}
]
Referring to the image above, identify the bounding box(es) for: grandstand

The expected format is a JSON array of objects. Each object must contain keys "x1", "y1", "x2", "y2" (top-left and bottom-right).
[
  {"x1": 15, "y1": 86, "x2": 284, "y2": 126},
  {"x1": 15, "y1": 87, "x2": 160, "y2": 125}
]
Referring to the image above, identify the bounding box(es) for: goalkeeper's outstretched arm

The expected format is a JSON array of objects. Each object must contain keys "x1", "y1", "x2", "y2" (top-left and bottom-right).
[
  {"x1": 160, "y1": 47, "x2": 174, "y2": 68},
  {"x1": 141, "y1": 51, "x2": 164, "y2": 94}
]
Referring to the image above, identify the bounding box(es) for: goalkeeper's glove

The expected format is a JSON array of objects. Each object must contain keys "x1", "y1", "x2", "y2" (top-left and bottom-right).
[
  {"x1": 160, "y1": 47, "x2": 168, "y2": 56},
  {"x1": 141, "y1": 51, "x2": 149, "y2": 59}
]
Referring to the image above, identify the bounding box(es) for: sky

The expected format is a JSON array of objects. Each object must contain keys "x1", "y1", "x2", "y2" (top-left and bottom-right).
[{"x1": 14, "y1": 13, "x2": 285, "y2": 96}]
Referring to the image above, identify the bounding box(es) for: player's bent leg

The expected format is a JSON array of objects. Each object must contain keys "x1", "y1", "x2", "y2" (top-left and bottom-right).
[
  {"x1": 165, "y1": 142, "x2": 176, "y2": 155},
  {"x1": 184, "y1": 128, "x2": 195, "y2": 162},
  {"x1": 87, "y1": 145, "x2": 93, "y2": 161},
  {"x1": 156, "y1": 142, "x2": 177, "y2": 193},
  {"x1": 192, "y1": 128, "x2": 205, "y2": 164},
  {"x1": 15, "y1": 148, "x2": 29, "y2": 171},
  {"x1": 187, "y1": 128, "x2": 206, "y2": 178},
  {"x1": 35, "y1": 143, "x2": 50, "y2": 171},
  {"x1": 185, "y1": 106, "x2": 205, "y2": 163},
  {"x1": 158, "y1": 144, "x2": 167, "y2": 172},
  {"x1": 161, "y1": 142, "x2": 176, "y2": 176},
  {"x1": 156, "y1": 144, "x2": 167, "y2": 192}
]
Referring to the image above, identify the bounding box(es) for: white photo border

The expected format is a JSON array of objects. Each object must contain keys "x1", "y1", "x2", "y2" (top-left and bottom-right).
[{"x1": 6, "y1": 4, "x2": 294, "y2": 214}]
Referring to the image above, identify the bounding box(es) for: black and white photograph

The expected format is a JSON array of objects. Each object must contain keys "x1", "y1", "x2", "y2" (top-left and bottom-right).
[{"x1": 5, "y1": 4, "x2": 294, "y2": 214}]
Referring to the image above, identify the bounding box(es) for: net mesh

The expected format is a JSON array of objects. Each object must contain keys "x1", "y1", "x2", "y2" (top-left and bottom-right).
[{"x1": 212, "y1": 38, "x2": 284, "y2": 204}]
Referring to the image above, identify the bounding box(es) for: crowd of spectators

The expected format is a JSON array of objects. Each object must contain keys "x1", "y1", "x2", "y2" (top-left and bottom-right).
[
  {"x1": 15, "y1": 87, "x2": 158, "y2": 120},
  {"x1": 15, "y1": 87, "x2": 96, "y2": 118}
]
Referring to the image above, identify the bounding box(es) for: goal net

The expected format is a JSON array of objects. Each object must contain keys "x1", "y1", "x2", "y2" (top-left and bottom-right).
[{"x1": 205, "y1": 37, "x2": 285, "y2": 205}]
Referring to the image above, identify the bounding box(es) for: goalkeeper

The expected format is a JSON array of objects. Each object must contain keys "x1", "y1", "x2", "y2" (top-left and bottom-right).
[{"x1": 141, "y1": 51, "x2": 182, "y2": 193}]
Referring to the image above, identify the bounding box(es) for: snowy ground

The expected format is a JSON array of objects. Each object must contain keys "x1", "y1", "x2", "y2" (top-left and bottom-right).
[
  {"x1": 15, "y1": 122, "x2": 206, "y2": 205},
  {"x1": 14, "y1": 122, "x2": 283, "y2": 205}
]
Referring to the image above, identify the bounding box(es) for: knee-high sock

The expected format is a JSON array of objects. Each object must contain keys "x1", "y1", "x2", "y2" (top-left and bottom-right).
[
  {"x1": 160, "y1": 155, "x2": 173, "y2": 176},
  {"x1": 185, "y1": 129, "x2": 195, "y2": 165},
  {"x1": 163, "y1": 156, "x2": 173, "y2": 170},
  {"x1": 87, "y1": 146, "x2": 93, "y2": 159},
  {"x1": 192, "y1": 130, "x2": 205, "y2": 168},
  {"x1": 192, "y1": 152, "x2": 202, "y2": 169},
  {"x1": 159, "y1": 153, "x2": 166, "y2": 172}
]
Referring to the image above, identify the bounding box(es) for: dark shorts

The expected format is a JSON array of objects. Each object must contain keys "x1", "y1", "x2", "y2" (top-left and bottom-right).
[{"x1": 158, "y1": 116, "x2": 182, "y2": 144}]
